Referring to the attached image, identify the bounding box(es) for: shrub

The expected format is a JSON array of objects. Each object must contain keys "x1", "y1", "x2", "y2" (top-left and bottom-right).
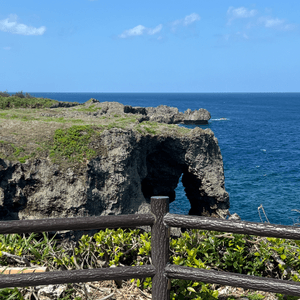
[
  {"x1": 49, "y1": 125, "x2": 97, "y2": 162},
  {"x1": 0, "y1": 91, "x2": 10, "y2": 97},
  {"x1": 14, "y1": 91, "x2": 25, "y2": 98}
]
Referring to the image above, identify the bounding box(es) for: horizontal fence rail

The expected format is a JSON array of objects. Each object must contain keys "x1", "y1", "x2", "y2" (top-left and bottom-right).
[
  {"x1": 165, "y1": 265, "x2": 300, "y2": 296},
  {"x1": 1, "y1": 196, "x2": 300, "y2": 299},
  {"x1": 0, "y1": 213, "x2": 155, "y2": 235},
  {"x1": 164, "y1": 213, "x2": 300, "y2": 239},
  {"x1": 0, "y1": 266, "x2": 156, "y2": 289}
]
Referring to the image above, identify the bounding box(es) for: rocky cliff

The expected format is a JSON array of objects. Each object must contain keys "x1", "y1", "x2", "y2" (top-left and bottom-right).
[
  {"x1": 46, "y1": 99, "x2": 211, "y2": 125},
  {"x1": 0, "y1": 99, "x2": 228, "y2": 230}
]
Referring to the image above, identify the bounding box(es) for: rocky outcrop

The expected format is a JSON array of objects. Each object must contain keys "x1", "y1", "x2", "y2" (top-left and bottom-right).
[
  {"x1": 0, "y1": 127, "x2": 229, "y2": 226},
  {"x1": 146, "y1": 105, "x2": 181, "y2": 124},
  {"x1": 146, "y1": 105, "x2": 211, "y2": 125},
  {"x1": 49, "y1": 101, "x2": 80, "y2": 108},
  {"x1": 183, "y1": 108, "x2": 211, "y2": 125},
  {"x1": 63, "y1": 99, "x2": 211, "y2": 125}
]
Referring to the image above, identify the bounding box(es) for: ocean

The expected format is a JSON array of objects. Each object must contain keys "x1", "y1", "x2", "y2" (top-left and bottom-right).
[{"x1": 27, "y1": 92, "x2": 300, "y2": 226}]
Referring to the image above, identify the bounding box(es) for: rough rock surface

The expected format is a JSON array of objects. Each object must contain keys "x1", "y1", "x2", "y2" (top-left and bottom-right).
[
  {"x1": 183, "y1": 108, "x2": 211, "y2": 124},
  {"x1": 0, "y1": 127, "x2": 229, "y2": 224},
  {"x1": 56, "y1": 99, "x2": 211, "y2": 125},
  {"x1": 146, "y1": 105, "x2": 182, "y2": 124}
]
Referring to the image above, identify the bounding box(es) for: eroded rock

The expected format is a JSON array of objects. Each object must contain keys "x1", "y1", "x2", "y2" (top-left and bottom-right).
[
  {"x1": 183, "y1": 108, "x2": 211, "y2": 125},
  {"x1": 59, "y1": 100, "x2": 211, "y2": 125},
  {"x1": 0, "y1": 127, "x2": 229, "y2": 232}
]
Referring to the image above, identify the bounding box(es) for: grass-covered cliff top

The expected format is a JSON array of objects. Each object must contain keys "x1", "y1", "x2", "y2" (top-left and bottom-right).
[
  {"x1": 0, "y1": 95, "x2": 193, "y2": 167},
  {"x1": 0, "y1": 91, "x2": 75, "y2": 109}
]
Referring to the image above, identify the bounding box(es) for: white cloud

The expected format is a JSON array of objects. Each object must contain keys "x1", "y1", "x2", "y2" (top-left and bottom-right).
[
  {"x1": 228, "y1": 7, "x2": 257, "y2": 19},
  {"x1": 171, "y1": 13, "x2": 200, "y2": 29},
  {"x1": 183, "y1": 13, "x2": 201, "y2": 26},
  {"x1": 3, "y1": 46, "x2": 11, "y2": 50},
  {"x1": 148, "y1": 24, "x2": 163, "y2": 35},
  {"x1": 227, "y1": 6, "x2": 296, "y2": 37},
  {"x1": 119, "y1": 24, "x2": 162, "y2": 38},
  {"x1": 227, "y1": 7, "x2": 257, "y2": 25},
  {"x1": 0, "y1": 14, "x2": 46, "y2": 36},
  {"x1": 264, "y1": 18, "x2": 284, "y2": 28},
  {"x1": 259, "y1": 17, "x2": 295, "y2": 30}
]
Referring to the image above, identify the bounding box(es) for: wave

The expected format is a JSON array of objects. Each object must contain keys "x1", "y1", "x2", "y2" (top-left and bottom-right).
[{"x1": 211, "y1": 118, "x2": 229, "y2": 121}]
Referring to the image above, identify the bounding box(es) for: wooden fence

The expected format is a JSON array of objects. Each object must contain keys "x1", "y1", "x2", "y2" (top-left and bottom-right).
[{"x1": 1, "y1": 196, "x2": 300, "y2": 299}]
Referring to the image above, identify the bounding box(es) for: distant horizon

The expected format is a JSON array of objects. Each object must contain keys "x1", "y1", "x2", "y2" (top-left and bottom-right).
[{"x1": 7, "y1": 91, "x2": 300, "y2": 94}]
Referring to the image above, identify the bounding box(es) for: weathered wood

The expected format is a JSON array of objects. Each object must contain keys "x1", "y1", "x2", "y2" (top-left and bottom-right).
[
  {"x1": 0, "y1": 267, "x2": 48, "y2": 275},
  {"x1": 0, "y1": 265, "x2": 156, "y2": 288},
  {"x1": 151, "y1": 196, "x2": 170, "y2": 300},
  {"x1": 165, "y1": 265, "x2": 300, "y2": 296},
  {"x1": 2, "y1": 195, "x2": 300, "y2": 299},
  {"x1": 164, "y1": 213, "x2": 300, "y2": 239},
  {"x1": 0, "y1": 214, "x2": 155, "y2": 235}
]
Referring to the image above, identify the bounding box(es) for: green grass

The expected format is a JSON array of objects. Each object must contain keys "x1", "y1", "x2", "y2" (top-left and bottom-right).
[
  {"x1": 76, "y1": 104, "x2": 102, "y2": 113},
  {"x1": 49, "y1": 125, "x2": 98, "y2": 163},
  {"x1": 134, "y1": 121, "x2": 160, "y2": 135},
  {"x1": 0, "y1": 112, "x2": 85, "y2": 124}
]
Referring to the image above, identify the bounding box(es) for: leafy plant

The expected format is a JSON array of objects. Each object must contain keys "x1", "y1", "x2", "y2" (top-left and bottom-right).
[
  {"x1": 1, "y1": 223, "x2": 300, "y2": 299},
  {"x1": 49, "y1": 125, "x2": 97, "y2": 162},
  {"x1": 0, "y1": 287, "x2": 24, "y2": 300}
]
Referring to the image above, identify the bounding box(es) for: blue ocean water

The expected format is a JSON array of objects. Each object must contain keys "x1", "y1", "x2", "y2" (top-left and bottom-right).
[{"x1": 28, "y1": 92, "x2": 300, "y2": 226}]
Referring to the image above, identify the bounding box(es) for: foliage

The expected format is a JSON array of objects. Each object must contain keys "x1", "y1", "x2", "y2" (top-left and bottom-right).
[
  {"x1": 14, "y1": 91, "x2": 33, "y2": 98},
  {"x1": 0, "y1": 140, "x2": 34, "y2": 163},
  {"x1": 2, "y1": 227, "x2": 300, "y2": 299},
  {"x1": 0, "y1": 91, "x2": 10, "y2": 97},
  {"x1": 0, "y1": 287, "x2": 23, "y2": 300},
  {"x1": 49, "y1": 125, "x2": 98, "y2": 163},
  {"x1": 135, "y1": 121, "x2": 159, "y2": 135},
  {"x1": 0, "y1": 95, "x2": 57, "y2": 109},
  {"x1": 76, "y1": 104, "x2": 102, "y2": 113}
]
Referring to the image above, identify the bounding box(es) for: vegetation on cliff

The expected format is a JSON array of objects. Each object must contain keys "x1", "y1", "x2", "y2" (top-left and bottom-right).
[
  {"x1": 0, "y1": 92, "x2": 57, "y2": 109},
  {"x1": 0, "y1": 95, "x2": 190, "y2": 169},
  {"x1": 1, "y1": 228, "x2": 300, "y2": 299}
]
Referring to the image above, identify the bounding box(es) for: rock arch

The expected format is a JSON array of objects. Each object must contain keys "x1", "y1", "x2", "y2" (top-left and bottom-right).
[{"x1": 0, "y1": 127, "x2": 229, "y2": 223}]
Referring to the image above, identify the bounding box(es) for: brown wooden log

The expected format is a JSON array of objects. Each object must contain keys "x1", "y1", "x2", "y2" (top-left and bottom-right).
[
  {"x1": 0, "y1": 265, "x2": 156, "y2": 288},
  {"x1": 0, "y1": 267, "x2": 48, "y2": 275},
  {"x1": 151, "y1": 196, "x2": 170, "y2": 300},
  {"x1": 165, "y1": 264, "x2": 300, "y2": 296},
  {"x1": 164, "y1": 213, "x2": 300, "y2": 239},
  {"x1": 0, "y1": 214, "x2": 155, "y2": 235}
]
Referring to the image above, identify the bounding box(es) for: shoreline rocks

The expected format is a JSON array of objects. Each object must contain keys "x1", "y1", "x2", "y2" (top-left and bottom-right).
[{"x1": 81, "y1": 99, "x2": 211, "y2": 125}]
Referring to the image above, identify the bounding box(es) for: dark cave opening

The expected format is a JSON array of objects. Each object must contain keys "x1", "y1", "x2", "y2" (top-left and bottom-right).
[{"x1": 140, "y1": 150, "x2": 216, "y2": 217}]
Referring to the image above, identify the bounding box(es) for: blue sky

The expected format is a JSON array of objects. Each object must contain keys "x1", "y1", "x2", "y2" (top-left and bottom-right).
[{"x1": 1, "y1": 0, "x2": 300, "y2": 92}]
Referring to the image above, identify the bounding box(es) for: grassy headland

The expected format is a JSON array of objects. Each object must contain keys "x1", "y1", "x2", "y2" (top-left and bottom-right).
[{"x1": 0, "y1": 94, "x2": 190, "y2": 169}]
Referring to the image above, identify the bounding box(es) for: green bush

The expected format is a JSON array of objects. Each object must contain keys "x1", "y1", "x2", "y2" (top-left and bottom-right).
[
  {"x1": 49, "y1": 125, "x2": 97, "y2": 162},
  {"x1": 0, "y1": 91, "x2": 10, "y2": 97},
  {"x1": 0, "y1": 96, "x2": 56, "y2": 109},
  {"x1": 1, "y1": 227, "x2": 300, "y2": 299}
]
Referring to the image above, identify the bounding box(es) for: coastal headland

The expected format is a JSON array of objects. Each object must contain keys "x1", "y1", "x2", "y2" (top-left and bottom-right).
[{"x1": 0, "y1": 96, "x2": 229, "y2": 231}]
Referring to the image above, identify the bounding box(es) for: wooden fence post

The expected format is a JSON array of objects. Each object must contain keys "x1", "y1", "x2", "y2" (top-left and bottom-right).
[{"x1": 151, "y1": 196, "x2": 170, "y2": 300}]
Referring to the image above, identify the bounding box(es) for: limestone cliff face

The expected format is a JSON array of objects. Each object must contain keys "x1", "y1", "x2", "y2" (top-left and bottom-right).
[{"x1": 0, "y1": 127, "x2": 229, "y2": 222}]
